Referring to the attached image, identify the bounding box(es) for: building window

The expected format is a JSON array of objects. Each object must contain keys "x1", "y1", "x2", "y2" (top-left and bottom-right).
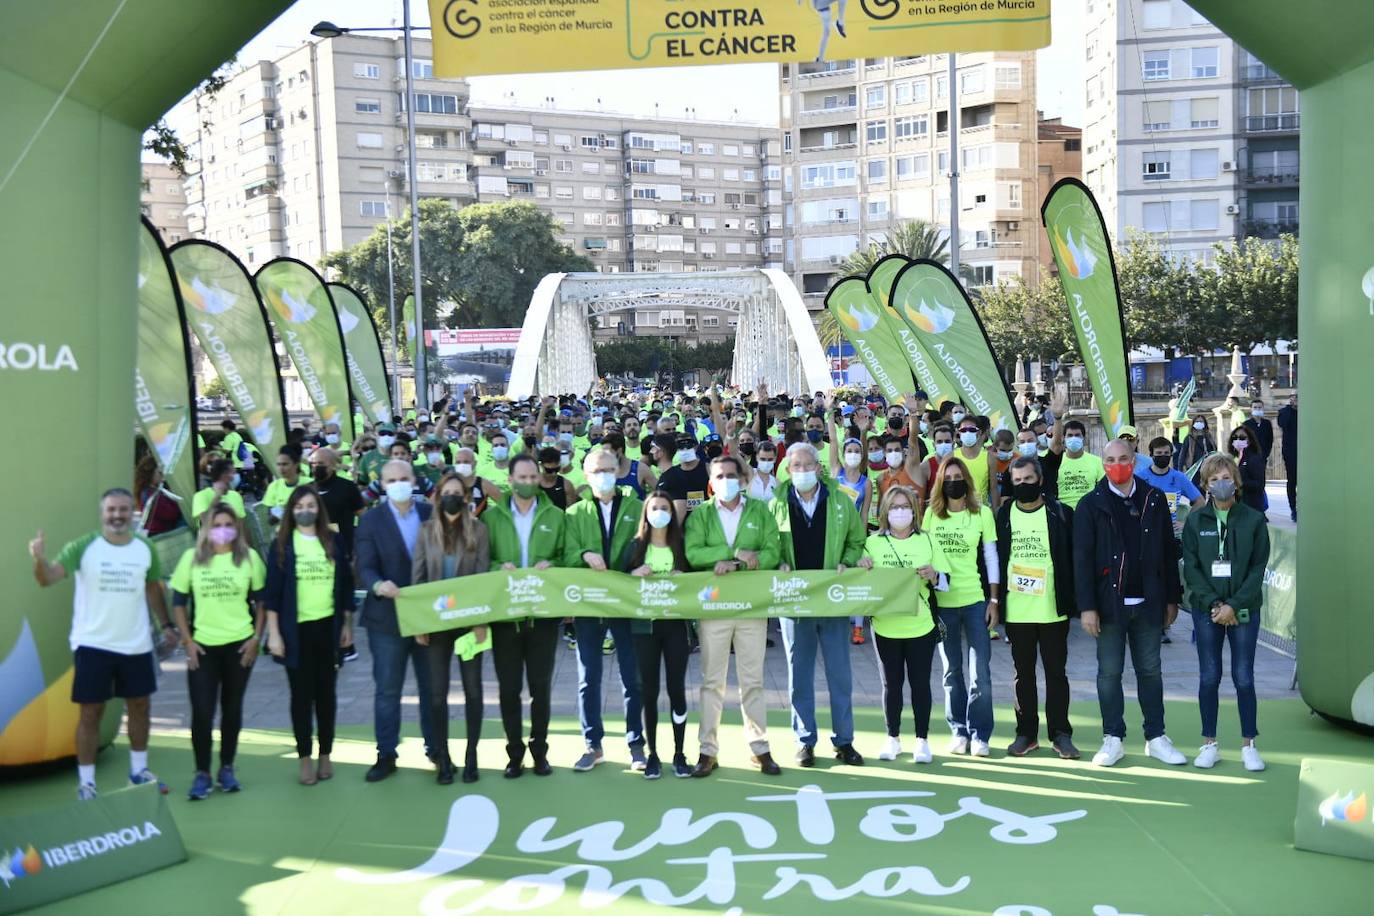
[
  {"x1": 959, "y1": 66, "x2": 985, "y2": 95},
  {"x1": 893, "y1": 115, "x2": 928, "y2": 140},
  {"x1": 410, "y1": 93, "x2": 459, "y2": 114},
  {"x1": 411, "y1": 59, "x2": 435, "y2": 79},
  {"x1": 867, "y1": 199, "x2": 888, "y2": 218},
  {"x1": 698, "y1": 142, "x2": 715, "y2": 155},
  {"x1": 1189, "y1": 199, "x2": 1219, "y2": 231},
  {"x1": 554, "y1": 159, "x2": 573, "y2": 172},
  {"x1": 867, "y1": 159, "x2": 887, "y2": 182},
  {"x1": 1190, "y1": 148, "x2": 1220, "y2": 179},
  {"x1": 969, "y1": 265, "x2": 995, "y2": 287},
  {"x1": 1142, "y1": 201, "x2": 1170, "y2": 232},
  {"x1": 994, "y1": 64, "x2": 1021, "y2": 89},
  {"x1": 865, "y1": 120, "x2": 888, "y2": 143},
  {"x1": 724, "y1": 144, "x2": 740, "y2": 156},
  {"x1": 1191, "y1": 47, "x2": 1219, "y2": 78},
  {"x1": 356, "y1": 132, "x2": 384, "y2": 148},
  {"x1": 1005, "y1": 181, "x2": 1022, "y2": 209},
  {"x1": 865, "y1": 85, "x2": 886, "y2": 108},
  {"x1": 1142, "y1": 0, "x2": 1171, "y2": 29},
  {"x1": 1143, "y1": 51, "x2": 1170, "y2": 81},
  {"x1": 1143, "y1": 100, "x2": 1172, "y2": 131},
  {"x1": 360, "y1": 200, "x2": 387, "y2": 217},
  {"x1": 698, "y1": 166, "x2": 716, "y2": 179},
  {"x1": 580, "y1": 136, "x2": 600, "y2": 149},
  {"x1": 554, "y1": 186, "x2": 573, "y2": 199},
  {"x1": 354, "y1": 62, "x2": 381, "y2": 79},
  {"x1": 1190, "y1": 96, "x2": 1220, "y2": 128},
  {"x1": 724, "y1": 168, "x2": 740, "y2": 181},
  {"x1": 1143, "y1": 152, "x2": 1172, "y2": 180},
  {"x1": 355, "y1": 97, "x2": 381, "y2": 114}
]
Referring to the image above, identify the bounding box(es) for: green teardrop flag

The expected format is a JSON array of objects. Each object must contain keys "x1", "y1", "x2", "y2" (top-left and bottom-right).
[
  {"x1": 136, "y1": 220, "x2": 198, "y2": 514},
  {"x1": 824, "y1": 277, "x2": 915, "y2": 402},
  {"x1": 255, "y1": 259, "x2": 356, "y2": 443},
  {"x1": 401, "y1": 294, "x2": 417, "y2": 363},
  {"x1": 1041, "y1": 178, "x2": 1134, "y2": 437},
  {"x1": 866, "y1": 254, "x2": 961, "y2": 408},
  {"x1": 328, "y1": 283, "x2": 393, "y2": 432},
  {"x1": 890, "y1": 260, "x2": 1017, "y2": 432},
  {"x1": 169, "y1": 241, "x2": 290, "y2": 466}
]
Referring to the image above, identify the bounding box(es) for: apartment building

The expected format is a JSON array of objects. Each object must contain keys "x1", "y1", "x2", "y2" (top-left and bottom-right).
[
  {"x1": 1082, "y1": 0, "x2": 1299, "y2": 262},
  {"x1": 778, "y1": 53, "x2": 1042, "y2": 311},
  {"x1": 164, "y1": 35, "x2": 475, "y2": 270},
  {"x1": 140, "y1": 161, "x2": 190, "y2": 243},
  {"x1": 1035, "y1": 117, "x2": 1083, "y2": 277}
]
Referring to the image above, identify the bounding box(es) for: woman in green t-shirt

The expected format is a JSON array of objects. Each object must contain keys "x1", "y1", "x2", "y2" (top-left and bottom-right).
[
  {"x1": 858, "y1": 485, "x2": 949, "y2": 765},
  {"x1": 170, "y1": 503, "x2": 265, "y2": 801},
  {"x1": 264, "y1": 487, "x2": 355, "y2": 786},
  {"x1": 621, "y1": 490, "x2": 693, "y2": 781}
]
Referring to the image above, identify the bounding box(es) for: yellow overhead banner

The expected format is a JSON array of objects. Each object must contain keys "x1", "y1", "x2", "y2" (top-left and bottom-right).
[{"x1": 428, "y1": 0, "x2": 1051, "y2": 77}]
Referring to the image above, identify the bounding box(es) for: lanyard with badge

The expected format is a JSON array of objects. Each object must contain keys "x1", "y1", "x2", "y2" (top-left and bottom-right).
[
  {"x1": 1212, "y1": 516, "x2": 1231, "y2": 580},
  {"x1": 883, "y1": 534, "x2": 945, "y2": 641}
]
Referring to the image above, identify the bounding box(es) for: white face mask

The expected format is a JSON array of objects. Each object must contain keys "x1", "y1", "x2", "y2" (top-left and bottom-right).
[
  {"x1": 454, "y1": 462, "x2": 474, "y2": 478},
  {"x1": 791, "y1": 470, "x2": 818, "y2": 492},
  {"x1": 715, "y1": 477, "x2": 741, "y2": 502},
  {"x1": 844, "y1": 453, "x2": 863, "y2": 469},
  {"x1": 888, "y1": 507, "x2": 914, "y2": 530},
  {"x1": 935, "y1": 442, "x2": 954, "y2": 459},
  {"x1": 1193, "y1": 421, "x2": 1205, "y2": 431},
  {"x1": 1018, "y1": 442, "x2": 1039, "y2": 458},
  {"x1": 959, "y1": 431, "x2": 979, "y2": 448},
  {"x1": 756, "y1": 459, "x2": 775, "y2": 474},
  {"x1": 377, "y1": 435, "x2": 396, "y2": 449},
  {"x1": 1251, "y1": 408, "x2": 1264, "y2": 417},
  {"x1": 996, "y1": 449, "x2": 1014, "y2": 461},
  {"x1": 590, "y1": 471, "x2": 618, "y2": 495},
  {"x1": 425, "y1": 451, "x2": 444, "y2": 466},
  {"x1": 885, "y1": 451, "x2": 903, "y2": 465},
  {"x1": 647, "y1": 508, "x2": 673, "y2": 529},
  {"x1": 951, "y1": 412, "x2": 967, "y2": 423},
  {"x1": 1037, "y1": 434, "x2": 1050, "y2": 449},
  {"x1": 676, "y1": 449, "x2": 697, "y2": 465},
  {"x1": 867, "y1": 450, "x2": 884, "y2": 464},
  {"x1": 325, "y1": 433, "x2": 340, "y2": 445},
  {"x1": 384, "y1": 480, "x2": 413, "y2": 504}
]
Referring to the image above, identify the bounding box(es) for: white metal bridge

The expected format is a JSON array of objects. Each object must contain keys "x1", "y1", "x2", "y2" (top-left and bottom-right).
[{"x1": 506, "y1": 269, "x2": 831, "y2": 397}]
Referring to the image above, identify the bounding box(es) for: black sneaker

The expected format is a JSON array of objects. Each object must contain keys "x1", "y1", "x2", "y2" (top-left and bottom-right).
[
  {"x1": 1052, "y1": 735, "x2": 1081, "y2": 759},
  {"x1": 1007, "y1": 735, "x2": 1039, "y2": 757},
  {"x1": 672, "y1": 754, "x2": 693, "y2": 778},
  {"x1": 341, "y1": 645, "x2": 359, "y2": 663},
  {"x1": 643, "y1": 755, "x2": 662, "y2": 780},
  {"x1": 1162, "y1": 626, "x2": 1173, "y2": 645}
]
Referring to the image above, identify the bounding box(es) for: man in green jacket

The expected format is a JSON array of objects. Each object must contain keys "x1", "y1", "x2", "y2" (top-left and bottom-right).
[
  {"x1": 481, "y1": 453, "x2": 566, "y2": 778},
  {"x1": 772, "y1": 441, "x2": 867, "y2": 768},
  {"x1": 685, "y1": 455, "x2": 783, "y2": 778},
  {"x1": 562, "y1": 447, "x2": 646, "y2": 773}
]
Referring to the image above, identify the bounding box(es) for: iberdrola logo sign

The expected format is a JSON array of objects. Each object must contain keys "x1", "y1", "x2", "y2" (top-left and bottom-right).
[
  {"x1": 824, "y1": 278, "x2": 915, "y2": 405},
  {"x1": 1042, "y1": 179, "x2": 1133, "y2": 438}
]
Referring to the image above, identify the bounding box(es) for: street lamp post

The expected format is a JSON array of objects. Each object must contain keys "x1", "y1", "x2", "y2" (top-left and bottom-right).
[{"x1": 312, "y1": 2, "x2": 429, "y2": 412}]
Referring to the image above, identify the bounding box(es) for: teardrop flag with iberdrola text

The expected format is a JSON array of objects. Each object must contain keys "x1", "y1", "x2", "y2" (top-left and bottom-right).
[
  {"x1": 866, "y1": 254, "x2": 962, "y2": 409},
  {"x1": 825, "y1": 276, "x2": 916, "y2": 403},
  {"x1": 328, "y1": 282, "x2": 393, "y2": 429}
]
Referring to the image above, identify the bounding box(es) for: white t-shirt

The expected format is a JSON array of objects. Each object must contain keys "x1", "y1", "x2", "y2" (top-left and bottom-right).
[{"x1": 57, "y1": 532, "x2": 160, "y2": 655}]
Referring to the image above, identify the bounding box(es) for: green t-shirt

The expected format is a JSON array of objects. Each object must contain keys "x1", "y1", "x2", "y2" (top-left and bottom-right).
[
  {"x1": 357, "y1": 450, "x2": 388, "y2": 487},
  {"x1": 1005, "y1": 504, "x2": 1063, "y2": 624},
  {"x1": 863, "y1": 532, "x2": 946, "y2": 639},
  {"x1": 645, "y1": 544, "x2": 676, "y2": 574},
  {"x1": 922, "y1": 505, "x2": 996, "y2": 608},
  {"x1": 292, "y1": 532, "x2": 335, "y2": 623},
  {"x1": 262, "y1": 478, "x2": 303, "y2": 517},
  {"x1": 1058, "y1": 451, "x2": 1105, "y2": 509},
  {"x1": 221, "y1": 431, "x2": 245, "y2": 467},
  {"x1": 191, "y1": 487, "x2": 246, "y2": 521},
  {"x1": 170, "y1": 548, "x2": 266, "y2": 646}
]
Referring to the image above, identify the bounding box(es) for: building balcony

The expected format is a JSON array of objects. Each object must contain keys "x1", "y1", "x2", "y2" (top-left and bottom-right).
[
  {"x1": 1244, "y1": 113, "x2": 1300, "y2": 133},
  {"x1": 796, "y1": 105, "x2": 858, "y2": 125},
  {"x1": 796, "y1": 143, "x2": 858, "y2": 161},
  {"x1": 1241, "y1": 63, "x2": 1286, "y2": 84},
  {"x1": 794, "y1": 66, "x2": 857, "y2": 88},
  {"x1": 1242, "y1": 166, "x2": 1300, "y2": 186},
  {"x1": 1242, "y1": 219, "x2": 1299, "y2": 239}
]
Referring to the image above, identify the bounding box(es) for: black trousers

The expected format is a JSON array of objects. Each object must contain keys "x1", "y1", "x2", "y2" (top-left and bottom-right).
[
  {"x1": 425, "y1": 628, "x2": 484, "y2": 762},
  {"x1": 1006, "y1": 619, "x2": 1072, "y2": 741},
  {"x1": 188, "y1": 638, "x2": 255, "y2": 772},
  {"x1": 634, "y1": 622, "x2": 690, "y2": 757},
  {"x1": 1284, "y1": 457, "x2": 1297, "y2": 514},
  {"x1": 491, "y1": 619, "x2": 559, "y2": 761},
  {"x1": 286, "y1": 618, "x2": 338, "y2": 758},
  {"x1": 874, "y1": 630, "x2": 939, "y2": 739}
]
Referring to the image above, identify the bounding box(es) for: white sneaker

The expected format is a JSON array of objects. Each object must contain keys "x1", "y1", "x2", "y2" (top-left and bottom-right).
[
  {"x1": 1146, "y1": 735, "x2": 1187, "y2": 765},
  {"x1": 1193, "y1": 743, "x2": 1220, "y2": 769},
  {"x1": 1241, "y1": 744, "x2": 1266, "y2": 772},
  {"x1": 970, "y1": 739, "x2": 991, "y2": 758},
  {"x1": 912, "y1": 738, "x2": 933, "y2": 764},
  {"x1": 1093, "y1": 735, "x2": 1125, "y2": 767},
  {"x1": 948, "y1": 736, "x2": 970, "y2": 755},
  {"x1": 878, "y1": 735, "x2": 902, "y2": 761}
]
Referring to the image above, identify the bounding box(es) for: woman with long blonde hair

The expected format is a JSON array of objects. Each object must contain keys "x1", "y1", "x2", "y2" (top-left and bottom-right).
[{"x1": 923, "y1": 455, "x2": 1000, "y2": 758}]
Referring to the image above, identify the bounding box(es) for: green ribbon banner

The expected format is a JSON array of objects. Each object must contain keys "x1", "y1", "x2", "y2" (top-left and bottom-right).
[
  {"x1": 396, "y1": 567, "x2": 922, "y2": 637},
  {"x1": 168, "y1": 241, "x2": 290, "y2": 465},
  {"x1": 825, "y1": 277, "x2": 915, "y2": 403},
  {"x1": 255, "y1": 259, "x2": 356, "y2": 441},
  {"x1": 0, "y1": 784, "x2": 186, "y2": 914},
  {"x1": 866, "y1": 254, "x2": 961, "y2": 408},
  {"x1": 1041, "y1": 178, "x2": 1134, "y2": 437},
  {"x1": 327, "y1": 283, "x2": 393, "y2": 431},
  {"x1": 135, "y1": 220, "x2": 198, "y2": 511},
  {"x1": 889, "y1": 260, "x2": 1018, "y2": 431}
]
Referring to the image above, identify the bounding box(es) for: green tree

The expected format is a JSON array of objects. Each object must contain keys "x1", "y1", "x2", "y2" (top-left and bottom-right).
[
  {"x1": 322, "y1": 199, "x2": 592, "y2": 334},
  {"x1": 200, "y1": 375, "x2": 228, "y2": 399},
  {"x1": 144, "y1": 57, "x2": 237, "y2": 176},
  {"x1": 1116, "y1": 231, "x2": 1212, "y2": 353},
  {"x1": 1202, "y1": 234, "x2": 1299, "y2": 352},
  {"x1": 975, "y1": 267, "x2": 1078, "y2": 366}
]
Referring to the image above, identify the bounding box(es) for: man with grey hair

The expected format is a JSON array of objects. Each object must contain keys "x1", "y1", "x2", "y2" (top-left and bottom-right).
[{"x1": 355, "y1": 459, "x2": 435, "y2": 781}]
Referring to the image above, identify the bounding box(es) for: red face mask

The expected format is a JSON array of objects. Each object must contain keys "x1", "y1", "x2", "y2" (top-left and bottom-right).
[{"x1": 1105, "y1": 462, "x2": 1135, "y2": 486}]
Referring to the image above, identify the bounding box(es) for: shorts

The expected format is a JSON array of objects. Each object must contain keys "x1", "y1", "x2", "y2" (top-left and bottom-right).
[{"x1": 71, "y1": 647, "x2": 158, "y2": 703}]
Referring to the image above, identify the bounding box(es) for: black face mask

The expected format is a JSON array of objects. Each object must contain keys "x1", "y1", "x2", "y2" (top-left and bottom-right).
[
  {"x1": 739, "y1": 441, "x2": 757, "y2": 457},
  {"x1": 440, "y1": 494, "x2": 465, "y2": 515},
  {"x1": 522, "y1": 435, "x2": 538, "y2": 449},
  {"x1": 1012, "y1": 481, "x2": 1041, "y2": 503},
  {"x1": 705, "y1": 443, "x2": 724, "y2": 460},
  {"x1": 310, "y1": 465, "x2": 330, "y2": 482},
  {"x1": 942, "y1": 479, "x2": 968, "y2": 500},
  {"x1": 1152, "y1": 454, "x2": 1172, "y2": 470}
]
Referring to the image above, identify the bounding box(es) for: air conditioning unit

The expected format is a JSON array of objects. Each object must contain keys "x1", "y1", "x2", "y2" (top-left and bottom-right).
[
  {"x1": 561, "y1": 144, "x2": 572, "y2": 151},
  {"x1": 1225, "y1": 204, "x2": 1240, "y2": 215},
  {"x1": 828, "y1": 254, "x2": 843, "y2": 265},
  {"x1": 1006, "y1": 220, "x2": 1020, "y2": 231},
  {"x1": 1221, "y1": 160, "x2": 1236, "y2": 171},
  {"x1": 731, "y1": 204, "x2": 741, "y2": 210},
  {"x1": 703, "y1": 253, "x2": 715, "y2": 259},
  {"x1": 506, "y1": 139, "x2": 518, "y2": 146},
  {"x1": 698, "y1": 228, "x2": 708, "y2": 234},
  {"x1": 535, "y1": 168, "x2": 548, "y2": 175}
]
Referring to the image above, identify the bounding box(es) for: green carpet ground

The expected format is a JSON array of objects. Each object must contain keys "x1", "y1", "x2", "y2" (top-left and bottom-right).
[{"x1": 4, "y1": 699, "x2": 1369, "y2": 915}]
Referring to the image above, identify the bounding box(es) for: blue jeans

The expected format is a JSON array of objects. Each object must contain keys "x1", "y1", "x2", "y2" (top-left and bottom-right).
[
  {"x1": 936, "y1": 602, "x2": 994, "y2": 742},
  {"x1": 1096, "y1": 603, "x2": 1166, "y2": 740},
  {"x1": 780, "y1": 617, "x2": 854, "y2": 748},
  {"x1": 574, "y1": 617, "x2": 644, "y2": 750},
  {"x1": 1192, "y1": 609, "x2": 1260, "y2": 739},
  {"x1": 367, "y1": 627, "x2": 435, "y2": 758}
]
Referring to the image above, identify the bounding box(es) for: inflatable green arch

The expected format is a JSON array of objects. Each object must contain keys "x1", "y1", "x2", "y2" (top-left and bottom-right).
[{"x1": 1, "y1": 0, "x2": 1370, "y2": 768}]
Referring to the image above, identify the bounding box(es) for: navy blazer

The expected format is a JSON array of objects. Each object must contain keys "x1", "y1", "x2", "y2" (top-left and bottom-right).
[
  {"x1": 356, "y1": 501, "x2": 433, "y2": 635},
  {"x1": 1072, "y1": 477, "x2": 1181, "y2": 624},
  {"x1": 263, "y1": 535, "x2": 355, "y2": 669}
]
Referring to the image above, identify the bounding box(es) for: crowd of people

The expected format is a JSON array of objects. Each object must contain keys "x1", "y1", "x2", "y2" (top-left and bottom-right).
[{"x1": 30, "y1": 380, "x2": 1284, "y2": 801}]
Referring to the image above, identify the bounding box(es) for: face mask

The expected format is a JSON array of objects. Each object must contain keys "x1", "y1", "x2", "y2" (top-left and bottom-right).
[
  {"x1": 310, "y1": 465, "x2": 329, "y2": 482},
  {"x1": 293, "y1": 509, "x2": 318, "y2": 528},
  {"x1": 806, "y1": 429, "x2": 823, "y2": 444},
  {"x1": 510, "y1": 482, "x2": 538, "y2": 500},
  {"x1": 492, "y1": 446, "x2": 510, "y2": 461},
  {"x1": 1105, "y1": 463, "x2": 1135, "y2": 486},
  {"x1": 647, "y1": 508, "x2": 673, "y2": 529},
  {"x1": 1193, "y1": 420, "x2": 1206, "y2": 431},
  {"x1": 1013, "y1": 481, "x2": 1041, "y2": 503},
  {"x1": 675, "y1": 449, "x2": 696, "y2": 465},
  {"x1": 638, "y1": 411, "x2": 649, "y2": 421},
  {"x1": 756, "y1": 458, "x2": 775, "y2": 474},
  {"x1": 1232, "y1": 439, "x2": 1248, "y2": 451},
  {"x1": 885, "y1": 450, "x2": 903, "y2": 466},
  {"x1": 996, "y1": 449, "x2": 1014, "y2": 461},
  {"x1": 1152, "y1": 454, "x2": 1172, "y2": 470},
  {"x1": 560, "y1": 451, "x2": 573, "y2": 468},
  {"x1": 888, "y1": 507, "x2": 914, "y2": 530},
  {"x1": 522, "y1": 435, "x2": 538, "y2": 449},
  {"x1": 377, "y1": 435, "x2": 396, "y2": 449},
  {"x1": 231, "y1": 472, "x2": 242, "y2": 489},
  {"x1": 559, "y1": 432, "x2": 574, "y2": 443},
  {"x1": 792, "y1": 406, "x2": 805, "y2": 418},
  {"x1": 867, "y1": 450, "x2": 884, "y2": 465},
  {"x1": 1251, "y1": 408, "x2": 1264, "y2": 418},
  {"x1": 716, "y1": 477, "x2": 741, "y2": 502},
  {"x1": 951, "y1": 411, "x2": 966, "y2": 423},
  {"x1": 209, "y1": 525, "x2": 237, "y2": 546},
  {"x1": 1037, "y1": 434, "x2": 1050, "y2": 449},
  {"x1": 440, "y1": 493, "x2": 465, "y2": 515},
  {"x1": 739, "y1": 441, "x2": 757, "y2": 457},
  {"x1": 791, "y1": 470, "x2": 818, "y2": 492},
  {"x1": 385, "y1": 480, "x2": 414, "y2": 503},
  {"x1": 705, "y1": 443, "x2": 724, "y2": 460},
  {"x1": 844, "y1": 453, "x2": 863, "y2": 469},
  {"x1": 1209, "y1": 479, "x2": 1237, "y2": 502},
  {"x1": 959, "y1": 431, "x2": 978, "y2": 448},
  {"x1": 1064, "y1": 436, "x2": 1084, "y2": 452},
  {"x1": 590, "y1": 471, "x2": 618, "y2": 495},
  {"x1": 325, "y1": 433, "x2": 340, "y2": 445},
  {"x1": 454, "y1": 462, "x2": 474, "y2": 478},
  {"x1": 934, "y1": 442, "x2": 954, "y2": 459},
  {"x1": 942, "y1": 478, "x2": 968, "y2": 500},
  {"x1": 1017, "y1": 442, "x2": 1038, "y2": 458},
  {"x1": 425, "y1": 451, "x2": 444, "y2": 466},
  {"x1": 919, "y1": 420, "x2": 930, "y2": 435}
]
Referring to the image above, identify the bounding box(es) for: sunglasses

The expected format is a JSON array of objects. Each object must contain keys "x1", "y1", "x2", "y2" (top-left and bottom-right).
[{"x1": 958, "y1": 427, "x2": 979, "y2": 435}]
